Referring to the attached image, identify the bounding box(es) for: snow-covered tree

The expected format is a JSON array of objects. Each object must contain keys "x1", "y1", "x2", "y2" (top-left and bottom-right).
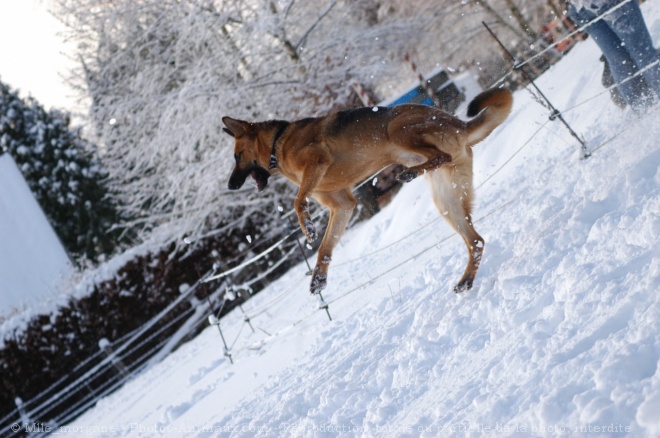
[
  {"x1": 52, "y1": 0, "x2": 558, "y2": 247},
  {"x1": 0, "y1": 79, "x2": 122, "y2": 263}
]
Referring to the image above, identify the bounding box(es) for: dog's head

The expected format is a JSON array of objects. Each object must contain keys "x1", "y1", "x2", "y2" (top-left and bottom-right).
[{"x1": 222, "y1": 116, "x2": 271, "y2": 192}]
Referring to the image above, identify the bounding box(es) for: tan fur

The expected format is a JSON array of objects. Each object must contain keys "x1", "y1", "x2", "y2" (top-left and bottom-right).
[{"x1": 223, "y1": 88, "x2": 512, "y2": 294}]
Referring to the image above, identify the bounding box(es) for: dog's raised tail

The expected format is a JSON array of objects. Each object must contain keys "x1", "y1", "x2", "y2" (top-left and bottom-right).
[{"x1": 465, "y1": 88, "x2": 512, "y2": 147}]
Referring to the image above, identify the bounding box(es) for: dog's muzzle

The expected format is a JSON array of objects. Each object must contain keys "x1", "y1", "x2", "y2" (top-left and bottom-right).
[{"x1": 228, "y1": 164, "x2": 271, "y2": 192}]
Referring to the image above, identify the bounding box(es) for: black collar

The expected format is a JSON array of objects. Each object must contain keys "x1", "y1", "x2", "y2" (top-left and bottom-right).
[{"x1": 269, "y1": 123, "x2": 288, "y2": 170}]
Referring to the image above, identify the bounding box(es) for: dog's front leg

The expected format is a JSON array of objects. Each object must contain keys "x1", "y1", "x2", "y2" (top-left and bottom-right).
[
  {"x1": 310, "y1": 189, "x2": 356, "y2": 294},
  {"x1": 294, "y1": 193, "x2": 317, "y2": 243},
  {"x1": 294, "y1": 159, "x2": 331, "y2": 243}
]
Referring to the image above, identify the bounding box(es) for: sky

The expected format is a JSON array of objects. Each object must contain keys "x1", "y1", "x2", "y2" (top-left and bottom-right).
[{"x1": 0, "y1": 0, "x2": 77, "y2": 112}]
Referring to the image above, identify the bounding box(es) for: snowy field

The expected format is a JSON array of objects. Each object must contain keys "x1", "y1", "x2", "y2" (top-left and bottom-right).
[{"x1": 66, "y1": 4, "x2": 660, "y2": 437}]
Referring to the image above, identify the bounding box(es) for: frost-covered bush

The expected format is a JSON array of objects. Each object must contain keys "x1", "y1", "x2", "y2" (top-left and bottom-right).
[{"x1": 0, "y1": 224, "x2": 297, "y2": 430}]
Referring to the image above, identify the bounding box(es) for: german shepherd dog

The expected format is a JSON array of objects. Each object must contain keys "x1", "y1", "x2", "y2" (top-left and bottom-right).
[{"x1": 223, "y1": 88, "x2": 512, "y2": 294}]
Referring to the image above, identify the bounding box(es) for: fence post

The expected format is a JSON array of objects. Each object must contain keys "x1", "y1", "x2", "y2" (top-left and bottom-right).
[
  {"x1": 238, "y1": 304, "x2": 255, "y2": 334},
  {"x1": 203, "y1": 271, "x2": 234, "y2": 363},
  {"x1": 351, "y1": 81, "x2": 375, "y2": 106},
  {"x1": 285, "y1": 213, "x2": 332, "y2": 321},
  {"x1": 15, "y1": 397, "x2": 29, "y2": 428},
  {"x1": 404, "y1": 53, "x2": 442, "y2": 108},
  {"x1": 317, "y1": 292, "x2": 332, "y2": 321},
  {"x1": 286, "y1": 216, "x2": 313, "y2": 276},
  {"x1": 98, "y1": 338, "x2": 130, "y2": 378},
  {"x1": 208, "y1": 315, "x2": 233, "y2": 364}
]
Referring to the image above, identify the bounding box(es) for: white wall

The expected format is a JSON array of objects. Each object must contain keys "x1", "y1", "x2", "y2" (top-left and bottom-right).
[{"x1": 0, "y1": 153, "x2": 72, "y2": 315}]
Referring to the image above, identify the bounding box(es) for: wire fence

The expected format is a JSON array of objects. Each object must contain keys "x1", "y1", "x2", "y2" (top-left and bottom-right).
[
  {"x1": 199, "y1": 91, "x2": 660, "y2": 369},
  {"x1": 3, "y1": 3, "x2": 658, "y2": 433}
]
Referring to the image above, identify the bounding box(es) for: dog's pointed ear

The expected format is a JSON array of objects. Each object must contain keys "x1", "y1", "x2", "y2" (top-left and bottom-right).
[{"x1": 222, "y1": 116, "x2": 249, "y2": 138}]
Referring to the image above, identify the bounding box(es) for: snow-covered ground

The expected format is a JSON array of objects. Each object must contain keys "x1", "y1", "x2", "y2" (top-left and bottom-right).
[{"x1": 64, "y1": 4, "x2": 660, "y2": 437}]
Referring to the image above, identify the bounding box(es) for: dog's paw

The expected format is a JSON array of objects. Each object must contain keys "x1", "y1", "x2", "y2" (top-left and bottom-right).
[
  {"x1": 395, "y1": 169, "x2": 418, "y2": 183},
  {"x1": 304, "y1": 218, "x2": 318, "y2": 242},
  {"x1": 453, "y1": 278, "x2": 474, "y2": 293},
  {"x1": 310, "y1": 272, "x2": 327, "y2": 295}
]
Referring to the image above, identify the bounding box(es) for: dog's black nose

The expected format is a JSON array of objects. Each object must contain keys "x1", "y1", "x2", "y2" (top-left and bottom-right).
[{"x1": 227, "y1": 167, "x2": 247, "y2": 190}]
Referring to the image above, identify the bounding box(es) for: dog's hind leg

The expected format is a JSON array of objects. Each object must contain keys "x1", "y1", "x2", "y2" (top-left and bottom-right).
[
  {"x1": 393, "y1": 139, "x2": 452, "y2": 183},
  {"x1": 426, "y1": 166, "x2": 483, "y2": 293},
  {"x1": 309, "y1": 189, "x2": 356, "y2": 294}
]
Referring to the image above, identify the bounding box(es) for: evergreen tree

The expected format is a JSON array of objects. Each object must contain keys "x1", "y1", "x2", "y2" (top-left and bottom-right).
[{"x1": 0, "y1": 79, "x2": 122, "y2": 263}]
